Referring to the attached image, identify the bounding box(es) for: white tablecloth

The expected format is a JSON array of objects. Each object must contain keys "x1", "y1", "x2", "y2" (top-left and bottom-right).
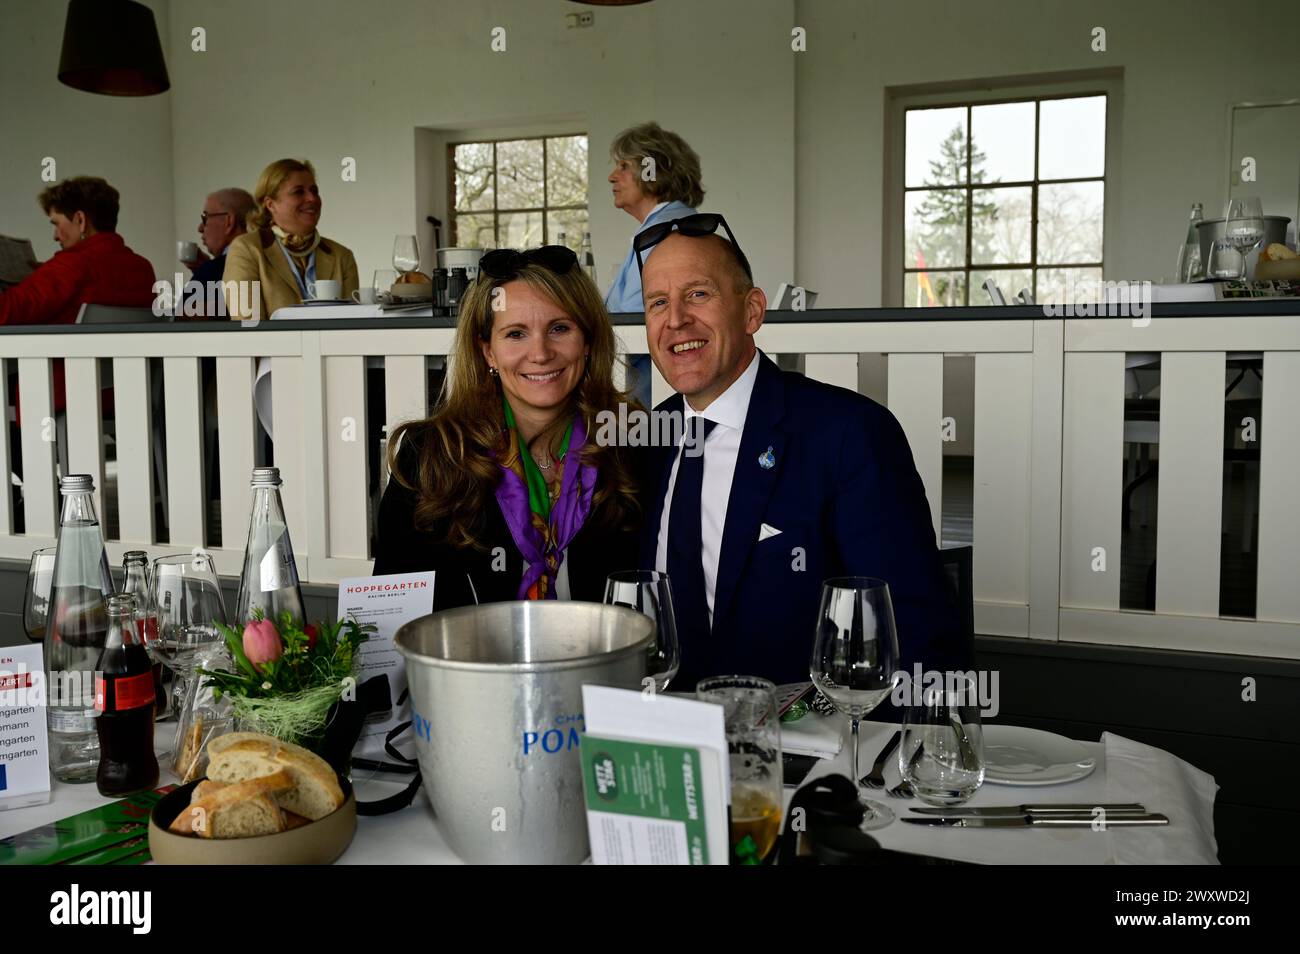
[{"x1": 0, "y1": 717, "x2": 1218, "y2": 864}]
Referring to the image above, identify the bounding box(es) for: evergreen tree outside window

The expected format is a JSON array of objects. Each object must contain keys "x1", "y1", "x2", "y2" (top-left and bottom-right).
[{"x1": 903, "y1": 95, "x2": 1106, "y2": 307}]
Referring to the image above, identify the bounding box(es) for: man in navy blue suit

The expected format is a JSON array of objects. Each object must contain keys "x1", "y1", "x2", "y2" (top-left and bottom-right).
[
  {"x1": 182, "y1": 188, "x2": 255, "y2": 316},
  {"x1": 636, "y1": 213, "x2": 965, "y2": 688}
]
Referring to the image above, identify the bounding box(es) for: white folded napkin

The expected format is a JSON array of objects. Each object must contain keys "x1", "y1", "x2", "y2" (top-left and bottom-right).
[
  {"x1": 1102, "y1": 732, "x2": 1220, "y2": 865},
  {"x1": 780, "y1": 712, "x2": 843, "y2": 759}
]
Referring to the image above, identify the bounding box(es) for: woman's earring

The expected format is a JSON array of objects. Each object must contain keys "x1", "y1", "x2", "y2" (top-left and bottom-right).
[{"x1": 488, "y1": 366, "x2": 499, "y2": 377}]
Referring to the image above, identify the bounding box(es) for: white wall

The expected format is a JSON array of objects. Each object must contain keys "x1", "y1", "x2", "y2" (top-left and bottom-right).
[
  {"x1": 4, "y1": 1, "x2": 1297, "y2": 307},
  {"x1": 794, "y1": 0, "x2": 1300, "y2": 306},
  {"x1": 0, "y1": 0, "x2": 174, "y2": 280},
  {"x1": 165, "y1": 0, "x2": 795, "y2": 299}
]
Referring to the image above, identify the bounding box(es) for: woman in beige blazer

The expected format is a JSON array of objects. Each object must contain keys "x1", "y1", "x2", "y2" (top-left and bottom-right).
[{"x1": 223, "y1": 158, "x2": 358, "y2": 320}]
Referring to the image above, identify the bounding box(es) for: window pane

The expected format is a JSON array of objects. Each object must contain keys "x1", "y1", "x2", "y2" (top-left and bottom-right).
[
  {"x1": 496, "y1": 139, "x2": 545, "y2": 209},
  {"x1": 547, "y1": 209, "x2": 588, "y2": 249},
  {"x1": 972, "y1": 186, "x2": 1032, "y2": 265},
  {"x1": 453, "y1": 143, "x2": 494, "y2": 212},
  {"x1": 906, "y1": 189, "x2": 966, "y2": 270},
  {"x1": 547, "y1": 136, "x2": 588, "y2": 208},
  {"x1": 1037, "y1": 267, "x2": 1104, "y2": 306},
  {"x1": 906, "y1": 107, "x2": 968, "y2": 187},
  {"x1": 969, "y1": 268, "x2": 1032, "y2": 305},
  {"x1": 971, "y1": 101, "x2": 1035, "y2": 183},
  {"x1": 499, "y1": 210, "x2": 544, "y2": 249},
  {"x1": 454, "y1": 213, "x2": 495, "y2": 249},
  {"x1": 904, "y1": 270, "x2": 966, "y2": 307},
  {"x1": 1039, "y1": 95, "x2": 1106, "y2": 179},
  {"x1": 1038, "y1": 181, "x2": 1104, "y2": 264}
]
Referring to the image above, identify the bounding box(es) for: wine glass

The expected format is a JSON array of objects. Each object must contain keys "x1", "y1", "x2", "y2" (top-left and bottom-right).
[
  {"x1": 603, "y1": 570, "x2": 680, "y2": 692},
  {"x1": 1224, "y1": 197, "x2": 1265, "y2": 278},
  {"x1": 152, "y1": 553, "x2": 229, "y2": 713},
  {"x1": 809, "y1": 577, "x2": 901, "y2": 830},
  {"x1": 392, "y1": 235, "x2": 420, "y2": 275},
  {"x1": 697, "y1": 675, "x2": 783, "y2": 864},
  {"x1": 22, "y1": 547, "x2": 57, "y2": 643}
]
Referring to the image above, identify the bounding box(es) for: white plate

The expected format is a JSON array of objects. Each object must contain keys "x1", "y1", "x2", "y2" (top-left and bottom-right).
[{"x1": 981, "y1": 725, "x2": 1096, "y2": 786}]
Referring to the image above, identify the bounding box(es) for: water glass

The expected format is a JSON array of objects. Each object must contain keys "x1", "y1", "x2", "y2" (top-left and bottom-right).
[
  {"x1": 899, "y1": 671, "x2": 985, "y2": 806},
  {"x1": 697, "y1": 675, "x2": 783, "y2": 865},
  {"x1": 22, "y1": 547, "x2": 57, "y2": 643}
]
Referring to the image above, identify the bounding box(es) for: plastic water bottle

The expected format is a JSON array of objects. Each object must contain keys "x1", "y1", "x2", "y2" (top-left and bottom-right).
[{"x1": 45, "y1": 475, "x2": 114, "y2": 783}]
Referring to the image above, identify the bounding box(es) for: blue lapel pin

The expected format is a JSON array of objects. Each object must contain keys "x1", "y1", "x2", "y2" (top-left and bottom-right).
[{"x1": 758, "y1": 446, "x2": 776, "y2": 470}]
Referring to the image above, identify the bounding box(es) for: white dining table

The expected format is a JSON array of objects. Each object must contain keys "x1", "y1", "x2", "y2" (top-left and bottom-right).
[{"x1": 0, "y1": 716, "x2": 1218, "y2": 865}]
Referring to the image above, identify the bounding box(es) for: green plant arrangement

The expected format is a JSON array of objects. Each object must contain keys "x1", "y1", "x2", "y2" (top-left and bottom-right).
[{"x1": 198, "y1": 610, "x2": 374, "y2": 748}]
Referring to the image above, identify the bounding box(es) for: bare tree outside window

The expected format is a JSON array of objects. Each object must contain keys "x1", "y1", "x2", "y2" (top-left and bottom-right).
[{"x1": 449, "y1": 134, "x2": 589, "y2": 250}]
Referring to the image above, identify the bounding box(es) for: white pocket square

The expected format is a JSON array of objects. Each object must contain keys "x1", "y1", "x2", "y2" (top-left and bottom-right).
[{"x1": 758, "y1": 523, "x2": 783, "y2": 542}]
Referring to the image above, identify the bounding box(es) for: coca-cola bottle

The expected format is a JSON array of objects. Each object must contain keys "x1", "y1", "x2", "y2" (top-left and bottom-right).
[
  {"x1": 235, "y1": 467, "x2": 305, "y2": 628},
  {"x1": 121, "y1": 550, "x2": 166, "y2": 717},
  {"x1": 94, "y1": 593, "x2": 159, "y2": 796},
  {"x1": 45, "y1": 474, "x2": 114, "y2": 783}
]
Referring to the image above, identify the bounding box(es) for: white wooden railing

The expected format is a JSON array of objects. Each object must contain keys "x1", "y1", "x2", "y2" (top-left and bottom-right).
[{"x1": 2, "y1": 310, "x2": 1298, "y2": 658}]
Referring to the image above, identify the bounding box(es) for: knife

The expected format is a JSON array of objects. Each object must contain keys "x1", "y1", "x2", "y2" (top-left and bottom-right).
[
  {"x1": 902, "y1": 813, "x2": 1168, "y2": 828},
  {"x1": 909, "y1": 803, "x2": 1148, "y2": 817}
]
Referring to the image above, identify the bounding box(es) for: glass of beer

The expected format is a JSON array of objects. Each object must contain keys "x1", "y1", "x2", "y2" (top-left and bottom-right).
[{"x1": 696, "y1": 675, "x2": 783, "y2": 865}]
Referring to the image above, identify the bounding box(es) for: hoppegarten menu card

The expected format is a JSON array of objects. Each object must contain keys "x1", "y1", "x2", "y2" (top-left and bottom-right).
[
  {"x1": 0, "y1": 644, "x2": 51, "y2": 811},
  {"x1": 580, "y1": 686, "x2": 729, "y2": 865},
  {"x1": 337, "y1": 572, "x2": 435, "y2": 758}
]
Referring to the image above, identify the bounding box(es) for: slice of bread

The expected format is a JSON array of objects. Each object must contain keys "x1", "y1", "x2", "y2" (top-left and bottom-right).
[
  {"x1": 207, "y1": 732, "x2": 344, "y2": 820},
  {"x1": 169, "y1": 770, "x2": 295, "y2": 839}
]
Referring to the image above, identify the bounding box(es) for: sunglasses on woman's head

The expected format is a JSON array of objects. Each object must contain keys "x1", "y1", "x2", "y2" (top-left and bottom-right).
[
  {"x1": 477, "y1": 245, "x2": 578, "y2": 281},
  {"x1": 632, "y1": 212, "x2": 752, "y2": 281}
]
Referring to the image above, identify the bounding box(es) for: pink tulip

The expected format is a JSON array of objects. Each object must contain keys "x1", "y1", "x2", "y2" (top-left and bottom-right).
[{"x1": 243, "y1": 618, "x2": 282, "y2": 668}]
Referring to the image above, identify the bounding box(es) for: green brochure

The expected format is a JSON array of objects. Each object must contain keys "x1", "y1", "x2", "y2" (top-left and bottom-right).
[
  {"x1": 0, "y1": 786, "x2": 175, "y2": 866},
  {"x1": 580, "y1": 736, "x2": 715, "y2": 865}
]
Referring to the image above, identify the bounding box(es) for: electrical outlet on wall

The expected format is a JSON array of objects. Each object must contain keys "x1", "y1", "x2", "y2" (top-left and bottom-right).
[{"x1": 566, "y1": 11, "x2": 594, "y2": 29}]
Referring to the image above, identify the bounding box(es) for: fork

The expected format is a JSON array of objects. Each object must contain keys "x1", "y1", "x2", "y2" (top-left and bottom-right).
[
  {"x1": 886, "y1": 780, "x2": 914, "y2": 799},
  {"x1": 860, "y1": 730, "x2": 901, "y2": 790}
]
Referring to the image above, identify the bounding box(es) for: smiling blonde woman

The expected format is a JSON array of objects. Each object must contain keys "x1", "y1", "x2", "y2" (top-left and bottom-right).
[
  {"x1": 372, "y1": 245, "x2": 645, "y2": 609},
  {"x1": 221, "y1": 158, "x2": 358, "y2": 320}
]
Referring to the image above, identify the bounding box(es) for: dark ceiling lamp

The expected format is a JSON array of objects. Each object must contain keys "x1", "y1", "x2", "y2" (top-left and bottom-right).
[{"x1": 58, "y1": 0, "x2": 170, "y2": 96}]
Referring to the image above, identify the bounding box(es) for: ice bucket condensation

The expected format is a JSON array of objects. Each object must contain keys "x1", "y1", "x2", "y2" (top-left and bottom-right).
[{"x1": 395, "y1": 601, "x2": 653, "y2": 864}]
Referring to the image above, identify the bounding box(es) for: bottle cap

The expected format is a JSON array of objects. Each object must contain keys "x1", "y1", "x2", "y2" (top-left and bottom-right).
[
  {"x1": 123, "y1": 549, "x2": 149, "y2": 565},
  {"x1": 251, "y1": 466, "x2": 282, "y2": 488},
  {"x1": 107, "y1": 593, "x2": 137, "y2": 616},
  {"x1": 59, "y1": 474, "x2": 95, "y2": 494}
]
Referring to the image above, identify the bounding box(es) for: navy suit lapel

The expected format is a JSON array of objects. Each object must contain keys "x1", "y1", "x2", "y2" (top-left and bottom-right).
[
  {"x1": 639, "y1": 392, "x2": 684, "y2": 568},
  {"x1": 711, "y1": 355, "x2": 787, "y2": 628}
]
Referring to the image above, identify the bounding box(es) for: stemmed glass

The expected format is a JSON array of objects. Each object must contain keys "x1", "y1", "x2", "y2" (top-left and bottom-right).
[
  {"x1": 603, "y1": 570, "x2": 680, "y2": 692},
  {"x1": 151, "y1": 553, "x2": 229, "y2": 717},
  {"x1": 809, "y1": 577, "x2": 901, "y2": 830},
  {"x1": 22, "y1": 547, "x2": 57, "y2": 643},
  {"x1": 1224, "y1": 197, "x2": 1266, "y2": 279},
  {"x1": 392, "y1": 235, "x2": 420, "y2": 275}
]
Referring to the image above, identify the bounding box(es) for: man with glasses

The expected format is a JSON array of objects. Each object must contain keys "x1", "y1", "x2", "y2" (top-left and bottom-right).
[
  {"x1": 636, "y1": 213, "x2": 965, "y2": 687},
  {"x1": 182, "y1": 187, "x2": 255, "y2": 316}
]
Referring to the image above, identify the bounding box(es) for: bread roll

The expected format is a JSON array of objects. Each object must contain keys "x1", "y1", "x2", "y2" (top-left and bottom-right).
[
  {"x1": 207, "y1": 732, "x2": 344, "y2": 820},
  {"x1": 169, "y1": 769, "x2": 295, "y2": 838}
]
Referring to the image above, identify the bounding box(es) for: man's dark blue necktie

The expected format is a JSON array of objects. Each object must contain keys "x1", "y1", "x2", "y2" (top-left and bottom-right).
[{"x1": 667, "y1": 416, "x2": 717, "y2": 645}]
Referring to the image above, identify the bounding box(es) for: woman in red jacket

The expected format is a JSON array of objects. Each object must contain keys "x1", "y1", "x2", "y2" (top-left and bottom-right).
[
  {"x1": 0, "y1": 177, "x2": 156, "y2": 413},
  {"x1": 0, "y1": 176, "x2": 156, "y2": 326}
]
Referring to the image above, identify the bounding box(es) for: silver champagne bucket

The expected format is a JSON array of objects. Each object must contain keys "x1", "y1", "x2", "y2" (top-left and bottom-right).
[{"x1": 395, "y1": 601, "x2": 652, "y2": 864}]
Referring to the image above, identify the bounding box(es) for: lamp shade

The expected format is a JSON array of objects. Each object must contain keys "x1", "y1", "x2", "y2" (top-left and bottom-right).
[{"x1": 58, "y1": 0, "x2": 170, "y2": 96}]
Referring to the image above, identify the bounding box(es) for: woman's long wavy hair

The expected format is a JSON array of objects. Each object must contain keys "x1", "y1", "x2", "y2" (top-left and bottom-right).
[{"x1": 388, "y1": 259, "x2": 642, "y2": 549}]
